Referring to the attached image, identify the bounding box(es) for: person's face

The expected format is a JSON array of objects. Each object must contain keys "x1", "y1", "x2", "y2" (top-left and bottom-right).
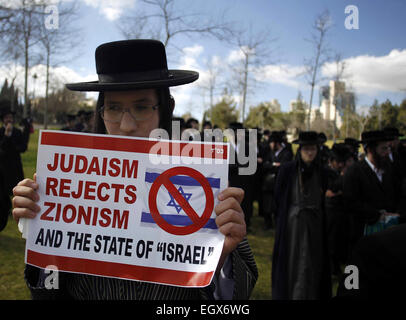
[
  {"x1": 329, "y1": 159, "x2": 345, "y2": 172},
  {"x1": 345, "y1": 157, "x2": 354, "y2": 169},
  {"x1": 300, "y1": 144, "x2": 318, "y2": 164},
  {"x1": 203, "y1": 124, "x2": 211, "y2": 130},
  {"x1": 369, "y1": 141, "x2": 391, "y2": 170},
  {"x1": 391, "y1": 138, "x2": 400, "y2": 149},
  {"x1": 375, "y1": 141, "x2": 390, "y2": 159},
  {"x1": 103, "y1": 89, "x2": 160, "y2": 138},
  {"x1": 190, "y1": 121, "x2": 199, "y2": 130},
  {"x1": 2, "y1": 113, "x2": 14, "y2": 126}
]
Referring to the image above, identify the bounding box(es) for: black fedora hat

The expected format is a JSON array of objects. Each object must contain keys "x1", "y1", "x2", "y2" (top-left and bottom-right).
[
  {"x1": 228, "y1": 122, "x2": 244, "y2": 130},
  {"x1": 360, "y1": 130, "x2": 391, "y2": 143},
  {"x1": 383, "y1": 127, "x2": 402, "y2": 139},
  {"x1": 344, "y1": 137, "x2": 360, "y2": 147},
  {"x1": 65, "y1": 39, "x2": 199, "y2": 91},
  {"x1": 330, "y1": 143, "x2": 352, "y2": 162},
  {"x1": 0, "y1": 105, "x2": 16, "y2": 119},
  {"x1": 292, "y1": 131, "x2": 320, "y2": 145},
  {"x1": 268, "y1": 131, "x2": 283, "y2": 143}
]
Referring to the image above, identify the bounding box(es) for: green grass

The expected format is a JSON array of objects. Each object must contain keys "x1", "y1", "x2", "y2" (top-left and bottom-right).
[
  {"x1": 246, "y1": 212, "x2": 273, "y2": 299},
  {"x1": 0, "y1": 129, "x2": 40, "y2": 300},
  {"x1": 0, "y1": 216, "x2": 31, "y2": 299}
]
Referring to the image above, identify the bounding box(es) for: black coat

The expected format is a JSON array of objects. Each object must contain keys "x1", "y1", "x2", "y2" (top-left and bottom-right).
[
  {"x1": 343, "y1": 159, "x2": 400, "y2": 247},
  {"x1": 262, "y1": 146, "x2": 293, "y2": 192},
  {"x1": 0, "y1": 168, "x2": 11, "y2": 231},
  {"x1": 271, "y1": 160, "x2": 331, "y2": 300},
  {"x1": 0, "y1": 126, "x2": 27, "y2": 194},
  {"x1": 336, "y1": 223, "x2": 406, "y2": 299}
]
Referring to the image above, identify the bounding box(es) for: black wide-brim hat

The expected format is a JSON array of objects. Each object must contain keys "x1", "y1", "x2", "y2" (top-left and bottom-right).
[
  {"x1": 0, "y1": 106, "x2": 16, "y2": 119},
  {"x1": 65, "y1": 39, "x2": 199, "y2": 91},
  {"x1": 331, "y1": 143, "x2": 352, "y2": 161},
  {"x1": 268, "y1": 131, "x2": 283, "y2": 143},
  {"x1": 292, "y1": 131, "x2": 320, "y2": 145},
  {"x1": 360, "y1": 130, "x2": 392, "y2": 143},
  {"x1": 383, "y1": 127, "x2": 402, "y2": 139},
  {"x1": 344, "y1": 137, "x2": 360, "y2": 147}
]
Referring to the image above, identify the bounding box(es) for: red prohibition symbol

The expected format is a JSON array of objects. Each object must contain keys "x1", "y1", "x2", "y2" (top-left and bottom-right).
[{"x1": 148, "y1": 166, "x2": 214, "y2": 235}]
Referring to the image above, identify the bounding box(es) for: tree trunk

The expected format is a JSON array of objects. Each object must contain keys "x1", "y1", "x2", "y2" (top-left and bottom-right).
[
  {"x1": 241, "y1": 54, "x2": 249, "y2": 123},
  {"x1": 23, "y1": 35, "x2": 29, "y2": 118},
  {"x1": 44, "y1": 48, "x2": 50, "y2": 129}
]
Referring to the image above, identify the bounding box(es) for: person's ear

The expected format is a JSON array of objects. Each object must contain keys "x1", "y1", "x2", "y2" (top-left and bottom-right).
[{"x1": 169, "y1": 95, "x2": 175, "y2": 114}]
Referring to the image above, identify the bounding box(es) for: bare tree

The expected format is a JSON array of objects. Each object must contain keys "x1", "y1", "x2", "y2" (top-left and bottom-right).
[
  {"x1": 228, "y1": 25, "x2": 277, "y2": 123},
  {"x1": 38, "y1": 1, "x2": 82, "y2": 128},
  {"x1": 197, "y1": 56, "x2": 224, "y2": 122},
  {"x1": 0, "y1": 0, "x2": 45, "y2": 118},
  {"x1": 304, "y1": 10, "x2": 332, "y2": 130},
  {"x1": 116, "y1": 0, "x2": 234, "y2": 52},
  {"x1": 0, "y1": 4, "x2": 15, "y2": 38},
  {"x1": 353, "y1": 111, "x2": 369, "y2": 140},
  {"x1": 331, "y1": 53, "x2": 348, "y2": 140}
]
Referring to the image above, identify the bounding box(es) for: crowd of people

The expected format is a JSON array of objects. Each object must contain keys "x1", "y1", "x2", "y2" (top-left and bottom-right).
[
  {"x1": 224, "y1": 122, "x2": 406, "y2": 299},
  {"x1": 54, "y1": 110, "x2": 406, "y2": 299},
  {"x1": 2, "y1": 39, "x2": 406, "y2": 300}
]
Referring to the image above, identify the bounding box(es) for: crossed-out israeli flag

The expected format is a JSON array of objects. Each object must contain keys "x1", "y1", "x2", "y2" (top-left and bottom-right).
[{"x1": 141, "y1": 169, "x2": 221, "y2": 232}]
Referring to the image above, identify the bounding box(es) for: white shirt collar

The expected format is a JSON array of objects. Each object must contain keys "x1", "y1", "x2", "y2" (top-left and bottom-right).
[
  {"x1": 365, "y1": 156, "x2": 383, "y2": 182},
  {"x1": 275, "y1": 143, "x2": 285, "y2": 157}
]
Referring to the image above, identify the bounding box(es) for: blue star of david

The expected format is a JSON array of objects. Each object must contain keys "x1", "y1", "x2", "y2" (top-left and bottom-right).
[{"x1": 166, "y1": 186, "x2": 192, "y2": 213}]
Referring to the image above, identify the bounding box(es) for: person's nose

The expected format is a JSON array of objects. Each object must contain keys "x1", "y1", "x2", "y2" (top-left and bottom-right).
[{"x1": 119, "y1": 110, "x2": 137, "y2": 134}]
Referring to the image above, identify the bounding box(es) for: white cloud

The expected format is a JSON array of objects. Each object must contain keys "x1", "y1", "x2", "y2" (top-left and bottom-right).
[
  {"x1": 82, "y1": 0, "x2": 135, "y2": 21},
  {"x1": 170, "y1": 45, "x2": 206, "y2": 117},
  {"x1": 322, "y1": 49, "x2": 406, "y2": 94},
  {"x1": 227, "y1": 49, "x2": 245, "y2": 64},
  {"x1": 254, "y1": 64, "x2": 306, "y2": 88},
  {"x1": 0, "y1": 63, "x2": 97, "y2": 101}
]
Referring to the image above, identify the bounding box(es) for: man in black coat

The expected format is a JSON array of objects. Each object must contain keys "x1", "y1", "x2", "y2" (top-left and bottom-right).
[
  {"x1": 271, "y1": 131, "x2": 331, "y2": 300},
  {"x1": 325, "y1": 143, "x2": 354, "y2": 276},
  {"x1": 343, "y1": 130, "x2": 401, "y2": 252},
  {"x1": 0, "y1": 105, "x2": 27, "y2": 195},
  {"x1": 383, "y1": 127, "x2": 406, "y2": 222},
  {"x1": 0, "y1": 168, "x2": 11, "y2": 231},
  {"x1": 228, "y1": 123, "x2": 256, "y2": 230},
  {"x1": 262, "y1": 131, "x2": 293, "y2": 229}
]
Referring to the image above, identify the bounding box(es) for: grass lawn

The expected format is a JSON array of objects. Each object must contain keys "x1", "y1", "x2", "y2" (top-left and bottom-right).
[{"x1": 0, "y1": 129, "x2": 337, "y2": 300}]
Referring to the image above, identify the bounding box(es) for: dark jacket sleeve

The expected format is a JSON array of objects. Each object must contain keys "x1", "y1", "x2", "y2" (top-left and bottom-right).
[
  {"x1": 24, "y1": 265, "x2": 73, "y2": 300},
  {"x1": 343, "y1": 164, "x2": 381, "y2": 225},
  {"x1": 0, "y1": 128, "x2": 27, "y2": 154},
  {"x1": 230, "y1": 237, "x2": 258, "y2": 299}
]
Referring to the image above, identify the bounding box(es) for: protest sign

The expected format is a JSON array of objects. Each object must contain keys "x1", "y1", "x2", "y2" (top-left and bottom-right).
[{"x1": 24, "y1": 130, "x2": 229, "y2": 287}]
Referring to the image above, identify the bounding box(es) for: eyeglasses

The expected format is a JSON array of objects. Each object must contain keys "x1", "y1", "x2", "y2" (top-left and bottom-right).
[{"x1": 100, "y1": 104, "x2": 159, "y2": 123}]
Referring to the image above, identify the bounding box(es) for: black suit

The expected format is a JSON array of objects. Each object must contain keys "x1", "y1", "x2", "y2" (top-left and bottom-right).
[
  {"x1": 228, "y1": 137, "x2": 255, "y2": 228},
  {"x1": 262, "y1": 146, "x2": 293, "y2": 229},
  {"x1": 336, "y1": 223, "x2": 406, "y2": 299},
  {"x1": 343, "y1": 159, "x2": 400, "y2": 249},
  {"x1": 0, "y1": 126, "x2": 27, "y2": 195}
]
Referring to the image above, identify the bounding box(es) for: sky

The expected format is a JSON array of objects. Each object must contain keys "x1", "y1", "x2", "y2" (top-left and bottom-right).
[{"x1": 2, "y1": 0, "x2": 406, "y2": 121}]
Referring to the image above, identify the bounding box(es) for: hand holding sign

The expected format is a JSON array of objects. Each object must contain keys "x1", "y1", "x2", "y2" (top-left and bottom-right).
[
  {"x1": 214, "y1": 187, "x2": 246, "y2": 271},
  {"x1": 12, "y1": 174, "x2": 40, "y2": 221},
  {"x1": 20, "y1": 131, "x2": 231, "y2": 288}
]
